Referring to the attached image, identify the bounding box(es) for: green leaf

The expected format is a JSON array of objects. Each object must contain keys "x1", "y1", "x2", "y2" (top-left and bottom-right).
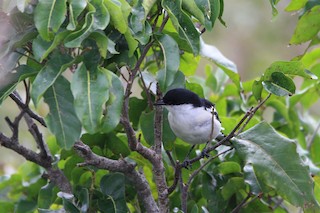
[
  {"x1": 285, "y1": 0, "x2": 308, "y2": 11},
  {"x1": 43, "y1": 76, "x2": 82, "y2": 150},
  {"x1": 234, "y1": 122, "x2": 319, "y2": 209},
  {"x1": 200, "y1": 38, "x2": 241, "y2": 89},
  {"x1": 91, "y1": 0, "x2": 110, "y2": 30},
  {"x1": 78, "y1": 188, "x2": 89, "y2": 212},
  {"x1": 129, "y1": 97, "x2": 148, "y2": 129},
  {"x1": 156, "y1": 34, "x2": 180, "y2": 90},
  {"x1": 142, "y1": 0, "x2": 157, "y2": 15},
  {"x1": 124, "y1": 29, "x2": 139, "y2": 57},
  {"x1": 105, "y1": 133, "x2": 131, "y2": 157},
  {"x1": 89, "y1": 31, "x2": 108, "y2": 58},
  {"x1": 64, "y1": 7, "x2": 95, "y2": 48},
  {"x1": 290, "y1": 5, "x2": 320, "y2": 44},
  {"x1": 162, "y1": 0, "x2": 200, "y2": 54},
  {"x1": 217, "y1": 161, "x2": 241, "y2": 175},
  {"x1": 16, "y1": 200, "x2": 37, "y2": 213},
  {"x1": 181, "y1": 0, "x2": 206, "y2": 28},
  {"x1": 33, "y1": 31, "x2": 71, "y2": 62},
  {"x1": 221, "y1": 177, "x2": 245, "y2": 200},
  {"x1": 252, "y1": 80, "x2": 263, "y2": 101},
  {"x1": 179, "y1": 52, "x2": 200, "y2": 76},
  {"x1": 140, "y1": 111, "x2": 155, "y2": 145},
  {"x1": 162, "y1": 110, "x2": 177, "y2": 151},
  {"x1": 0, "y1": 28, "x2": 37, "y2": 59},
  {"x1": 264, "y1": 61, "x2": 317, "y2": 80},
  {"x1": 269, "y1": 0, "x2": 280, "y2": 17},
  {"x1": 66, "y1": 0, "x2": 87, "y2": 30},
  {"x1": 34, "y1": 0, "x2": 67, "y2": 41},
  {"x1": 38, "y1": 182, "x2": 55, "y2": 209},
  {"x1": 263, "y1": 72, "x2": 296, "y2": 96},
  {"x1": 71, "y1": 64, "x2": 109, "y2": 134},
  {"x1": 0, "y1": 65, "x2": 38, "y2": 104},
  {"x1": 31, "y1": 52, "x2": 74, "y2": 105},
  {"x1": 0, "y1": 201, "x2": 14, "y2": 213},
  {"x1": 100, "y1": 68, "x2": 124, "y2": 133},
  {"x1": 104, "y1": 0, "x2": 130, "y2": 34},
  {"x1": 100, "y1": 173, "x2": 125, "y2": 199},
  {"x1": 32, "y1": 35, "x2": 53, "y2": 62},
  {"x1": 301, "y1": 47, "x2": 320, "y2": 68},
  {"x1": 130, "y1": 1, "x2": 152, "y2": 45}
]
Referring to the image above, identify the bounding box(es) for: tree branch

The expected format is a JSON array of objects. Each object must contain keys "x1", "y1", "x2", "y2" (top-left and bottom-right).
[
  {"x1": 9, "y1": 91, "x2": 47, "y2": 127},
  {"x1": 74, "y1": 141, "x2": 159, "y2": 213},
  {"x1": 0, "y1": 91, "x2": 72, "y2": 193},
  {"x1": 0, "y1": 132, "x2": 72, "y2": 193}
]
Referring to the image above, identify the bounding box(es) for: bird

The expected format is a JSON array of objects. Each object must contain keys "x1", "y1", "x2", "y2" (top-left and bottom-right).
[{"x1": 154, "y1": 88, "x2": 222, "y2": 147}]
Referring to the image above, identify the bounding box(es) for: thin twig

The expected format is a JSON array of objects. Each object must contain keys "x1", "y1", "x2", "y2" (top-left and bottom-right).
[
  {"x1": 9, "y1": 92, "x2": 47, "y2": 127},
  {"x1": 139, "y1": 70, "x2": 154, "y2": 110},
  {"x1": 188, "y1": 147, "x2": 234, "y2": 185},
  {"x1": 231, "y1": 193, "x2": 253, "y2": 213},
  {"x1": 180, "y1": 148, "x2": 234, "y2": 212},
  {"x1": 237, "y1": 93, "x2": 271, "y2": 134}
]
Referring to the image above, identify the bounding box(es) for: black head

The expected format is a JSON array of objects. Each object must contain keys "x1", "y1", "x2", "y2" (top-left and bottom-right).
[{"x1": 156, "y1": 88, "x2": 204, "y2": 107}]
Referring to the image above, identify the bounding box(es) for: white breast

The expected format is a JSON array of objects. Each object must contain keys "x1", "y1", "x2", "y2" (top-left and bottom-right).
[{"x1": 166, "y1": 104, "x2": 221, "y2": 145}]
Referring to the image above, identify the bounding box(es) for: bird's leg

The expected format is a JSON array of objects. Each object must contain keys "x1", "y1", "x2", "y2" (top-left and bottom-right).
[
  {"x1": 200, "y1": 141, "x2": 211, "y2": 158},
  {"x1": 200, "y1": 107, "x2": 215, "y2": 158},
  {"x1": 181, "y1": 145, "x2": 195, "y2": 169}
]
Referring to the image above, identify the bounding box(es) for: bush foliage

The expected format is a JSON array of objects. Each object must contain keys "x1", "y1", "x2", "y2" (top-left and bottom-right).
[{"x1": 1, "y1": 0, "x2": 320, "y2": 212}]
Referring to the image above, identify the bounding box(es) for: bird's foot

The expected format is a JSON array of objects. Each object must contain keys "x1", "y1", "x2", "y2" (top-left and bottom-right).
[
  {"x1": 181, "y1": 158, "x2": 192, "y2": 169},
  {"x1": 200, "y1": 148, "x2": 210, "y2": 158}
]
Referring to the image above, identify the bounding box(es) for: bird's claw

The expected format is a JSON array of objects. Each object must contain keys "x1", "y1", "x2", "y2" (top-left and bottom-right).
[
  {"x1": 200, "y1": 148, "x2": 210, "y2": 158},
  {"x1": 181, "y1": 158, "x2": 192, "y2": 169}
]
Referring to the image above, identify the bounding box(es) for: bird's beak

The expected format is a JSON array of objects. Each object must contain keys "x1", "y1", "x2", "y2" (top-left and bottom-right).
[{"x1": 154, "y1": 99, "x2": 165, "y2": 106}]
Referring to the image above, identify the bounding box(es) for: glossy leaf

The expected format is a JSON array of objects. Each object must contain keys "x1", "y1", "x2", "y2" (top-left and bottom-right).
[
  {"x1": 31, "y1": 52, "x2": 74, "y2": 105},
  {"x1": 269, "y1": 0, "x2": 280, "y2": 17},
  {"x1": 290, "y1": 5, "x2": 320, "y2": 44},
  {"x1": 217, "y1": 161, "x2": 241, "y2": 175},
  {"x1": 252, "y1": 80, "x2": 263, "y2": 101},
  {"x1": 66, "y1": 0, "x2": 87, "y2": 30},
  {"x1": 34, "y1": 0, "x2": 67, "y2": 41},
  {"x1": 285, "y1": 0, "x2": 308, "y2": 11},
  {"x1": 264, "y1": 61, "x2": 317, "y2": 80},
  {"x1": 38, "y1": 182, "x2": 55, "y2": 209},
  {"x1": 124, "y1": 29, "x2": 139, "y2": 56},
  {"x1": 64, "y1": 7, "x2": 95, "y2": 48},
  {"x1": 221, "y1": 177, "x2": 245, "y2": 200},
  {"x1": 156, "y1": 34, "x2": 180, "y2": 90},
  {"x1": 100, "y1": 173, "x2": 125, "y2": 199},
  {"x1": 104, "y1": 133, "x2": 131, "y2": 157},
  {"x1": 71, "y1": 64, "x2": 109, "y2": 134},
  {"x1": 32, "y1": 35, "x2": 53, "y2": 62},
  {"x1": 130, "y1": 1, "x2": 152, "y2": 45},
  {"x1": 100, "y1": 68, "x2": 124, "y2": 133},
  {"x1": 234, "y1": 122, "x2": 319, "y2": 209},
  {"x1": 162, "y1": 0, "x2": 200, "y2": 54},
  {"x1": 33, "y1": 31, "x2": 70, "y2": 62},
  {"x1": 200, "y1": 38, "x2": 240, "y2": 89},
  {"x1": 43, "y1": 76, "x2": 82, "y2": 150},
  {"x1": 104, "y1": 0, "x2": 130, "y2": 34},
  {"x1": 91, "y1": 0, "x2": 110, "y2": 30},
  {"x1": 0, "y1": 28, "x2": 37, "y2": 59},
  {"x1": 140, "y1": 111, "x2": 155, "y2": 145},
  {"x1": 0, "y1": 65, "x2": 38, "y2": 104},
  {"x1": 89, "y1": 31, "x2": 108, "y2": 58},
  {"x1": 181, "y1": 0, "x2": 206, "y2": 28},
  {"x1": 263, "y1": 72, "x2": 296, "y2": 96}
]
